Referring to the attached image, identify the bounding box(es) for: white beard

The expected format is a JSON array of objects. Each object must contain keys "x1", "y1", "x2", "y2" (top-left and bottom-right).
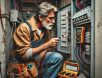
[{"x1": 42, "y1": 20, "x2": 53, "y2": 30}]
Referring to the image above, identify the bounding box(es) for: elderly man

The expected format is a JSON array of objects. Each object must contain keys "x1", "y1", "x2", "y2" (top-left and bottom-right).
[{"x1": 12, "y1": 2, "x2": 63, "y2": 78}]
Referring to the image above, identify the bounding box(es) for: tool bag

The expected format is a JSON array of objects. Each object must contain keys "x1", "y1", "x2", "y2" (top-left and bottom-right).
[
  {"x1": 7, "y1": 22, "x2": 39, "y2": 78},
  {"x1": 7, "y1": 62, "x2": 38, "y2": 78}
]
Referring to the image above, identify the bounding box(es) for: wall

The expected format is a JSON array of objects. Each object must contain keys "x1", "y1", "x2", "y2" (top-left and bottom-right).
[
  {"x1": 95, "y1": 0, "x2": 102, "y2": 78},
  {"x1": 0, "y1": 0, "x2": 11, "y2": 77}
]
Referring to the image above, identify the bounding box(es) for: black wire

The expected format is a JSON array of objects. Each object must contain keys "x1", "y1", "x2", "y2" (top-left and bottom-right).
[
  {"x1": 1, "y1": 15, "x2": 13, "y2": 27},
  {"x1": 76, "y1": 45, "x2": 90, "y2": 72}
]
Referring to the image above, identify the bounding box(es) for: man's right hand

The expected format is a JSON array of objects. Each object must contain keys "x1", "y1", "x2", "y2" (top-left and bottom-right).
[{"x1": 46, "y1": 38, "x2": 60, "y2": 47}]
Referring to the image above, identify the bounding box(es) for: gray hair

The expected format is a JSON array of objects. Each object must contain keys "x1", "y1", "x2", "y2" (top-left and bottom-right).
[{"x1": 38, "y1": 2, "x2": 57, "y2": 16}]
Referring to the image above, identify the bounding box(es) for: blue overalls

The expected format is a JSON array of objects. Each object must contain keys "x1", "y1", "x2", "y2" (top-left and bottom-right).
[{"x1": 16, "y1": 22, "x2": 63, "y2": 78}]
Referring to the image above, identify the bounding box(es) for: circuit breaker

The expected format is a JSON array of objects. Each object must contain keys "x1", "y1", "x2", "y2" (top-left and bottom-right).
[
  {"x1": 60, "y1": 10, "x2": 68, "y2": 47},
  {"x1": 57, "y1": 5, "x2": 71, "y2": 53}
]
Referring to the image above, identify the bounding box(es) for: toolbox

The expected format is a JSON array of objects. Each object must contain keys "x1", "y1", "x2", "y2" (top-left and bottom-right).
[{"x1": 58, "y1": 60, "x2": 80, "y2": 78}]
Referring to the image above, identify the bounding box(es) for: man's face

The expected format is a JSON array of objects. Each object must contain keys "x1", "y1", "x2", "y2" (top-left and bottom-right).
[{"x1": 42, "y1": 11, "x2": 55, "y2": 30}]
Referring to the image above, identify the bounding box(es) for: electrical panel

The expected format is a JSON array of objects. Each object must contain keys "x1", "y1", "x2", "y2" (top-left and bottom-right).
[
  {"x1": 57, "y1": 5, "x2": 71, "y2": 53},
  {"x1": 72, "y1": 0, "x2": 91, "y2": 77}
]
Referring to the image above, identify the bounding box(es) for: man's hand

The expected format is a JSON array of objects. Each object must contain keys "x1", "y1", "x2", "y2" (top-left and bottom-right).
[{"x1": 47, "y1": 38, "x2": 60, "y2": 47}]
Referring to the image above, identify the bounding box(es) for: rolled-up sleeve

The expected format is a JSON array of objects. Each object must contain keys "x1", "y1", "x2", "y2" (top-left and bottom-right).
[{"x1": 13, "y1": 23, "x2": 31, "y2": 59}]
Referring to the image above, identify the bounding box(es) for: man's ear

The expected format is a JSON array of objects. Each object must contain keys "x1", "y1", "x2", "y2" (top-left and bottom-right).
[{"x1": 39, "y1": 15, "x2": 43, "y2": 21}]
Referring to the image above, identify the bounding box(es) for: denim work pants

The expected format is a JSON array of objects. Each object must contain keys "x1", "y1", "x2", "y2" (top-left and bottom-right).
[{"x1": 41, "y1": 52, "x2": 63, "y2": 78}]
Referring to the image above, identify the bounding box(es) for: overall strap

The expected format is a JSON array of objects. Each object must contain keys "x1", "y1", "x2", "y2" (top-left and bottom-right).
[
  {"x1": 10, "y1": 22, "x2": 35, "y2": 61},
  {"x1": 25, "y1": 22, "x2": 34, "y2": 40}
]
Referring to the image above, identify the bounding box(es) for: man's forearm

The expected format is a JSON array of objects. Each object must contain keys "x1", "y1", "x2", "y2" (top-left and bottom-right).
[
  {"x1": 32, "y1": 37, "x2": 59, "y2": 57},
  {"x1": 32, "y1": 42, "x2": 50, "y2": 57},
  {"x1": 39, "y1": 49, "x2": 48, "y2": 60}
]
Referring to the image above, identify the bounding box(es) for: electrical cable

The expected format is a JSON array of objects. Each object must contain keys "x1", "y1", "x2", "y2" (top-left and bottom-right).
[
  {"x1": 15, "y1": 0, "x2": 23, "y2": 11},
  {"x1": 75, "y1": 46, "x2": 85, "y2": 74},
  {"x1": 75, "y1": 0, "x2": 84, "y2": 10},
  {"x1": 0, "y1": 7, "x2": 6, "y2": 34},
  {"x1": 14, "y1": 0, "x2": 25, "y2": 22},
  {"x1": 14, "y1": 0, "x2": 19, "y2": 10},
  {"x1": 81, "y1": 51, "x2": 90, "y2": 65},
  {"x1": 80, "y1": 48, "x2": 89, "y2": 70},
  {"x1": 76, "y1": 45, "x2": 90, "y2": 77},
  {"x1": 79, "y1": 45, "x2": 90, "y2": 66},
  {"x1": 76, "y1": 45, "x2": 85, "y2": 67},
  {"x1": 0, "y1": 18, "x2": 6, "y2": 34},
  {"x1": 10, "y1": 0, "x2": 15, "y2": 9},
  {"x1": 1, "y1": 14, "x2": 13, "y2": 27},
  {"x1": 33, "y1": 0, "x2": 39, "y2": 7}
]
